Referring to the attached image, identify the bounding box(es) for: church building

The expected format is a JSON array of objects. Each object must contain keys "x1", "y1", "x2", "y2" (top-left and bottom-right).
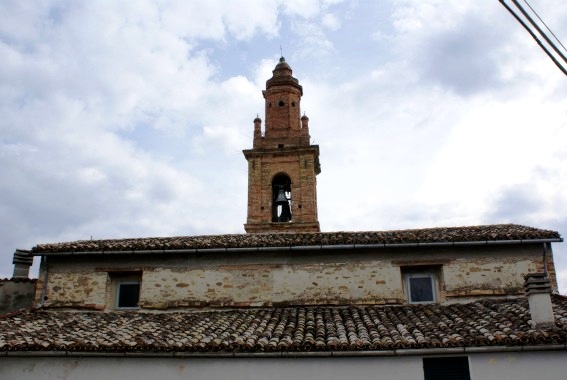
[{"x1": 1, "y1": 58, "x2": 567, "y2": 380}]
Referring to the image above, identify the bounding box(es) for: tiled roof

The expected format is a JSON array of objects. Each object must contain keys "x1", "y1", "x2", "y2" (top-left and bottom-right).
[
  {"x1": 2, "y1": 297, "x2": 567, "y2": 354},
  {"x1": 31, "y1": 224, "x2": 561, "y2": 253}
]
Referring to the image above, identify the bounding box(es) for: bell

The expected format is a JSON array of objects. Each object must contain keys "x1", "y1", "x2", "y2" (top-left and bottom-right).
[
  {"x1": 274, "y1": 188, "x2": 292, "y2": 222},
  {"x1": 279, "y1": 202, "x2": 292, "y2": 222},
  {"x1": 275, "y1": 188, "x2": 288, "y2": 205}
]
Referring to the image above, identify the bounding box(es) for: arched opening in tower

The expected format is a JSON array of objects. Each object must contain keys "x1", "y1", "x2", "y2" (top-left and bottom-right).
[{"x1": 272, "y1": 174, "x2": 292, "y2": 222}]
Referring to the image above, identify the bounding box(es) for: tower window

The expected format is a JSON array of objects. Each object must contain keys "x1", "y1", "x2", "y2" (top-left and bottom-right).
[
  {"x1": 292, "y1": 102, "x2": 296, "y2": 107},
  {"x1": 272, "y1": 174, "x2": 292, "y2": 222},
  {"x1": 278, "y1": 100, "x2": 284, "y2": 107}
]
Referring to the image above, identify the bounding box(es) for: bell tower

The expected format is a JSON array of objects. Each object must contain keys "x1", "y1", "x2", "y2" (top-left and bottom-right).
[{"x1": 243, "y1": 57, "x2": 321, "y2": 233}]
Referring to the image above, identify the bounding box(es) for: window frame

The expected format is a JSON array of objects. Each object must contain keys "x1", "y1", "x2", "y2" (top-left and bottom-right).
[
  {"x1": 107, "y1": 271, "x2": 142, "y2": 310},
  {"x1": 404, "y1": 272, "x2": 437, "y2": 304}
]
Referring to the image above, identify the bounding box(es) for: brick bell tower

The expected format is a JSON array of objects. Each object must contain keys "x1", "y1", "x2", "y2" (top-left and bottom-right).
[{"x1": 243, "y1": 57, "x2": 321, "y2": 233}]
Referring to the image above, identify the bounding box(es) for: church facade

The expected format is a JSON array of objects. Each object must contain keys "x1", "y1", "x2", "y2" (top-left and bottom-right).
[{"x1": 1, "y1": 58, "x2": 567, "y2": 380}]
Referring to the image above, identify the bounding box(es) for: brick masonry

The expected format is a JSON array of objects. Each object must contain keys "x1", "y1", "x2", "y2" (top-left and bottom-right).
[{"x1": 244, "y1": 57, "x2": 320, "y2": 233}]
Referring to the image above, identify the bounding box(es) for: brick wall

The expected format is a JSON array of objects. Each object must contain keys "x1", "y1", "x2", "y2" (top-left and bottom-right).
[{"x1": 243, "y1": 58, "x2": 320, "y2": 233}]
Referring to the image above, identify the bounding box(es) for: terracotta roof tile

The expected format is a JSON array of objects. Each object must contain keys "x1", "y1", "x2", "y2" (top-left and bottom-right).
[
  {"x1": 2, "y1": 297, "x2": 567, "y2": 353},
  {"x1": 31, "y1": 224, "x2": 561, "y2": 253}
]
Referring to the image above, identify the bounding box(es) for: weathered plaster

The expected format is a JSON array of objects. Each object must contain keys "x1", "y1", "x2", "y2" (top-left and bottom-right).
[{"x1": 0, "y1": 279, "x2": 36, "y2": 314}]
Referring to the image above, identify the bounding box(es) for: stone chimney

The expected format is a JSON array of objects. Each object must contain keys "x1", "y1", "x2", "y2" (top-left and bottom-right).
[
  {"x1": 12, "y1": 250, "x2": 33, "y2": 279},
  {"x1": 524, "y1": 273, "x2": 555, "y2": 329}
]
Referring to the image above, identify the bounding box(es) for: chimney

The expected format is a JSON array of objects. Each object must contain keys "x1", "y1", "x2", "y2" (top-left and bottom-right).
[
  {"x1": 12, "y1": 250, "x2": 33, "y2": 279},
  {"x1": 524, "y1": 273, "x2": 555, "y2": 329}
]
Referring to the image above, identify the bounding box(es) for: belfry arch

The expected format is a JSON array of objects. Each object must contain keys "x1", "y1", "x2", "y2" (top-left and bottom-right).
[{"x1": 272, "y1": 174, "x2": 292, "y2": 222}]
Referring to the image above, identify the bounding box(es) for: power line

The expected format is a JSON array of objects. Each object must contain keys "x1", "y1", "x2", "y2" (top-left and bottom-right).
[
  {"x1": 499, "y1": 0, "x2": 567, "y2": 76},
  {"x1": 511, "y1": 0, "x2": 567, "y2": 64},
  {"x1": 522, "y1": 0, "x2": 567, "y2": 55}
]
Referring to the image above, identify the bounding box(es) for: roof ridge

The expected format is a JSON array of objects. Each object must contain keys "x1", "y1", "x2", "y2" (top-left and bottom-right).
[{"x1": 30, "y1": 224, "x2": 561, "y2": 254}]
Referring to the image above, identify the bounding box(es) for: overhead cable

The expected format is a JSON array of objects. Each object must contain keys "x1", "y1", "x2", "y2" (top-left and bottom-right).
[
  {"x1": 522, "y1": 0, "x2": 567, "y2": 55},
  {"x1": 499, "y1": 0, "x2": 567, "y2": 76}
]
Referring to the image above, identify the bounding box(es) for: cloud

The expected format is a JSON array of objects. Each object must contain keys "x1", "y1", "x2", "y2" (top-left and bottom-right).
[
  {"x1": 322, "y1": 13, "x2": 341, "y2": 31},
  {"x1": 0, "y1": 0, "x2": 282, "y2": 277},
  {"x1": 388, "y1": 1, "x2": 563, "y2": 96},
  {"x1": 1, "y1": 0, "x2": 566, "y2": 294}
]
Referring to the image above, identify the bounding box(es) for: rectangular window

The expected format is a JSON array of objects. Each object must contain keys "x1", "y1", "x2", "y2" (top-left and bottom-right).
[
  {"x1": 406, "y1": 273, "x2": 436, "y2": 303},
  {"x1": 423, "y1": 357, "x2": 471, "y2": 380},
  {"x1": 117, "y1": 281, "x2": 141, "y2": 309},
  {"x1": 108, "y1": 272, "x2": 142, "y2": 310}
]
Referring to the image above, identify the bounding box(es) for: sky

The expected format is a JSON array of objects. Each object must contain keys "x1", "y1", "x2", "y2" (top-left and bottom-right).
[{"x1": 1, "y1": 0, "x2": 566, "y2": 291}]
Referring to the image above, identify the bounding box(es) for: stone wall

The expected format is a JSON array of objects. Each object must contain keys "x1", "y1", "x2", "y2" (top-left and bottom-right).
[{"x1": 36, "y1": 244, "x2": 551, "y2": 310}]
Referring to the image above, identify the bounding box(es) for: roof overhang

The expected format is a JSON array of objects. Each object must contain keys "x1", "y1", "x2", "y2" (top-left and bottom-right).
[{"x1": 25, "y1": 237, "x2": 563, "y2": 257}]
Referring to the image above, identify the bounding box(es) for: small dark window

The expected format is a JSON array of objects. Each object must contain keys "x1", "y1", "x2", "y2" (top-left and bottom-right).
[
  {"x1": 117, "y1": 282, "x2": 140, "y2": 308},
  {"x1": 292, "y1": 102, "x2": 296, "y2": 107},
  {"x1": 423, "y1": 357, "x2": 470, "y2": 380},
  {"x1": 278, "y1": 100, "x2": 284, "y2": 106},
  {"x1": 278, "y1": 144, "x2": 284, "y2": 148}
]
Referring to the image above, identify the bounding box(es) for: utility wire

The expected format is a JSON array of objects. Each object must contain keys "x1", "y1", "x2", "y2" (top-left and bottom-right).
[
  {"x1": 511, "y1": 0, "x2": 567, "y2": 64},
  {"x1": 499, "y1": 0, "x2": 567, "y2": 76},
  {"x1": 522, "y1": 0, "x2": 567, "y2": 55}
]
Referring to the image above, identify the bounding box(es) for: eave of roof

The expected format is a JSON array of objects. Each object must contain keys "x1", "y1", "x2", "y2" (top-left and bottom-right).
[
  {"x1": 3, "y1": 345, "x2": 567, "y2": 358},
  {"x1": 28, "y1": 224, "x2": 562, "y2": 255}
]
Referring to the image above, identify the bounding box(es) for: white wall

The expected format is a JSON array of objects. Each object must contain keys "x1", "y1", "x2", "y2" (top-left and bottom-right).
[
  {"x1": 470, "y1": 351, "x2": 567, "y2": 380},
  {"x1": 0, "y1": 356, "x2": 420, "y2": 380},
  {"x1": 1, "y1": 351, "x2": 566, "y2": 380}
]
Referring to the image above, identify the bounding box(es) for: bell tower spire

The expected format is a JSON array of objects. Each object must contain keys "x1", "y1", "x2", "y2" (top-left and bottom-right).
[{"x1": 243, "y1": 57, "x2": 321, "y2": 233}]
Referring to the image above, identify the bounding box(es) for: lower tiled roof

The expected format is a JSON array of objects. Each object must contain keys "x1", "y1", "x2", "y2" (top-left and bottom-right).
[
  {"x1": 2, "y1": 297, "x2": 567, "y2": 354},
  {"x1": 31, "y1": 224, "x2": 561, "y2": 253}
]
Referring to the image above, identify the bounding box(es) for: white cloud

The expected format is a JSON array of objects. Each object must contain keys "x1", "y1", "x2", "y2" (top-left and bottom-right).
[
  {"x1": 281, "y1": 0, "x2": 323, "y2": 18},
  {"x1": 322, "y1": 13, "x2": 341, "y2": 30}
]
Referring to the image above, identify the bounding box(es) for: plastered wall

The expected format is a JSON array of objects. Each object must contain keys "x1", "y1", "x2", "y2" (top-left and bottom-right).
[
  {"x1": 0, "y1": 279, "x2": 36, "y2": 314},
  {"x1": 2, "y1": 351, "x2": 567, "y2": 380}
]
